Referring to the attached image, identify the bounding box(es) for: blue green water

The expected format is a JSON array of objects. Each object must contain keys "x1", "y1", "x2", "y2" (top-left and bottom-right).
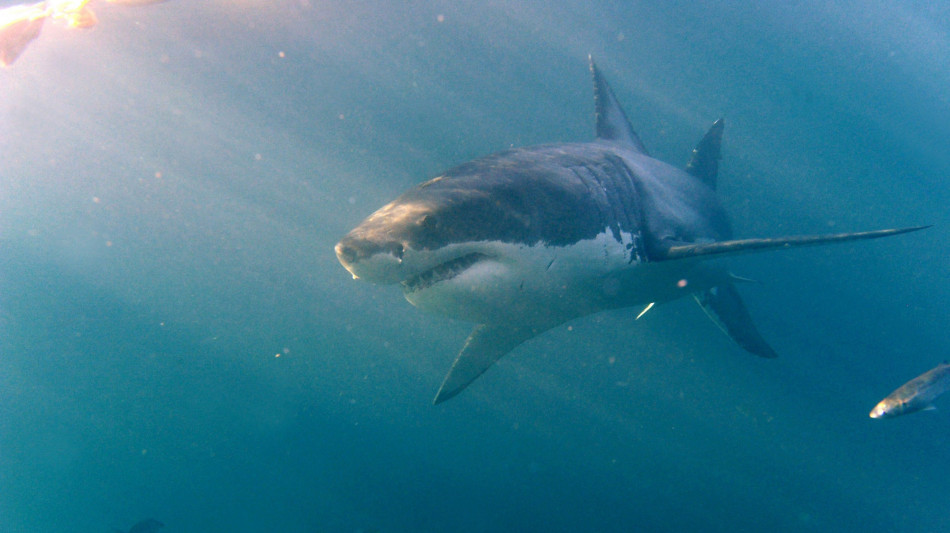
[{"x1": 1, "y1": 1, "x2": 949, "y2": 531}]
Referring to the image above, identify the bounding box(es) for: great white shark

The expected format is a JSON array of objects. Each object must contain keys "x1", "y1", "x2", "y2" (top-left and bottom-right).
[{"x1": 335, "y1": 57, "x2": 927, "y2": 404}]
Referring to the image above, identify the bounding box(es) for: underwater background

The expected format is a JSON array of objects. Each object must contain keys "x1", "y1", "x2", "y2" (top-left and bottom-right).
[{"x1": 1, "y1": 1, "x2": 949, "y2": 531}]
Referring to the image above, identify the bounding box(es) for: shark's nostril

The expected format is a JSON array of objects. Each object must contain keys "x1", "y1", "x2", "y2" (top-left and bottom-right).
[
  {"x1": 335, "y1": 243, "x2": 357, "y2": 264},
  {"x1": 336, "y1": 240, "x2": 405, "y2": 267}
]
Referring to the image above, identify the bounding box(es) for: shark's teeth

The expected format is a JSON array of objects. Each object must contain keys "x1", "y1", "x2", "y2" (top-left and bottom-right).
[{"x1": 401, "y1": 253, "x2": 487, "y2": 293}]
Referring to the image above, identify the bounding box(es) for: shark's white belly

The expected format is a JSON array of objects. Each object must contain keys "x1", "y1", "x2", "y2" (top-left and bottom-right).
[{"x1": 402, "y1": 231, "x2": 703, "y2": 325}]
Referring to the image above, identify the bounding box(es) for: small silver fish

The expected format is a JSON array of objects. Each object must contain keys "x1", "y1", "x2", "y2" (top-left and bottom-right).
[{"x1": 870, "y1": 362, "x2": 950, "y2": 419}]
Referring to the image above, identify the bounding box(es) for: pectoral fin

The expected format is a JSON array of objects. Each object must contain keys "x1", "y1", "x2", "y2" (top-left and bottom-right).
[
  {"x1": 694, "y1": 283, "x2": 777, "y2": 358},
  {"x1": 433, "y1": 324, "x2": 544, "y2": 404},
  {"x1": 658, "y1": 226, "x2": 929, "y2": 261}
]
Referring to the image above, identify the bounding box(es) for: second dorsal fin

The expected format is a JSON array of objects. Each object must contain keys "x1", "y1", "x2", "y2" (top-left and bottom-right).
[{"x1": 686, "y1": 118, "x2": 724, "y2": 189}]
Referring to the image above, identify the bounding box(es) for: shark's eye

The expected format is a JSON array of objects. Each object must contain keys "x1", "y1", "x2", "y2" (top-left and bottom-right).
[
  {"x1": 375, "y1": 240, "x2": 404, "y2": 260},
  {"x1": 420, "y1": 214, "x2": 438, "y2": 229}
]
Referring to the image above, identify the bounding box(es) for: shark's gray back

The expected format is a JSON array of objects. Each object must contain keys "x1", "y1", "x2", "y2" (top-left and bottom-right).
[
  {"x1": 407, "y1": 139, "x2": 731, "y2": 260},
  {"x1": 614, "y1": 146, "x2": 732, "y2": 256}
]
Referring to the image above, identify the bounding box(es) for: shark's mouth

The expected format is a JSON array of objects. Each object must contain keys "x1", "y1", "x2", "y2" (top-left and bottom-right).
[{"x1": 401, "y1": 253, "x2": 487, "y2": 293}]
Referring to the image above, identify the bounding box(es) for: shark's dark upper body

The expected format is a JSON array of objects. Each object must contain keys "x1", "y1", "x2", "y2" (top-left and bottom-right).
[{"x1": 360, "y1": 139, "x2": 732, "y2": 259}]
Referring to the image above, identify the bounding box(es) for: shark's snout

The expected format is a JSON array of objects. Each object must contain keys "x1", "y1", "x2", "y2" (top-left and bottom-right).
[
  {"x1": 334, "y1": 241, "x2": 358, "y2": 266},
  {"x1": 334, "y1": 235, "x2": 406, "y2": 283}
]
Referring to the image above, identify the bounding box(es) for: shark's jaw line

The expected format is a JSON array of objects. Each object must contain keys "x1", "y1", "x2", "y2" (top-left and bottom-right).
[
  {"x1": 389, "y1": 231, "x2": 662, "y2": 327},
  {"x1": 401, "y1": 252, "x2": 488, "y2": 293}
]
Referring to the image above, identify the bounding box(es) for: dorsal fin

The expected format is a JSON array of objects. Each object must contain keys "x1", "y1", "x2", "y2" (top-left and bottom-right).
[
  {"x1": 686, "y1": 118, "x2": 724, "y2": 189},
  {"x1": 589, "y1": 56, "x2": 649, "y2": 154}
]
